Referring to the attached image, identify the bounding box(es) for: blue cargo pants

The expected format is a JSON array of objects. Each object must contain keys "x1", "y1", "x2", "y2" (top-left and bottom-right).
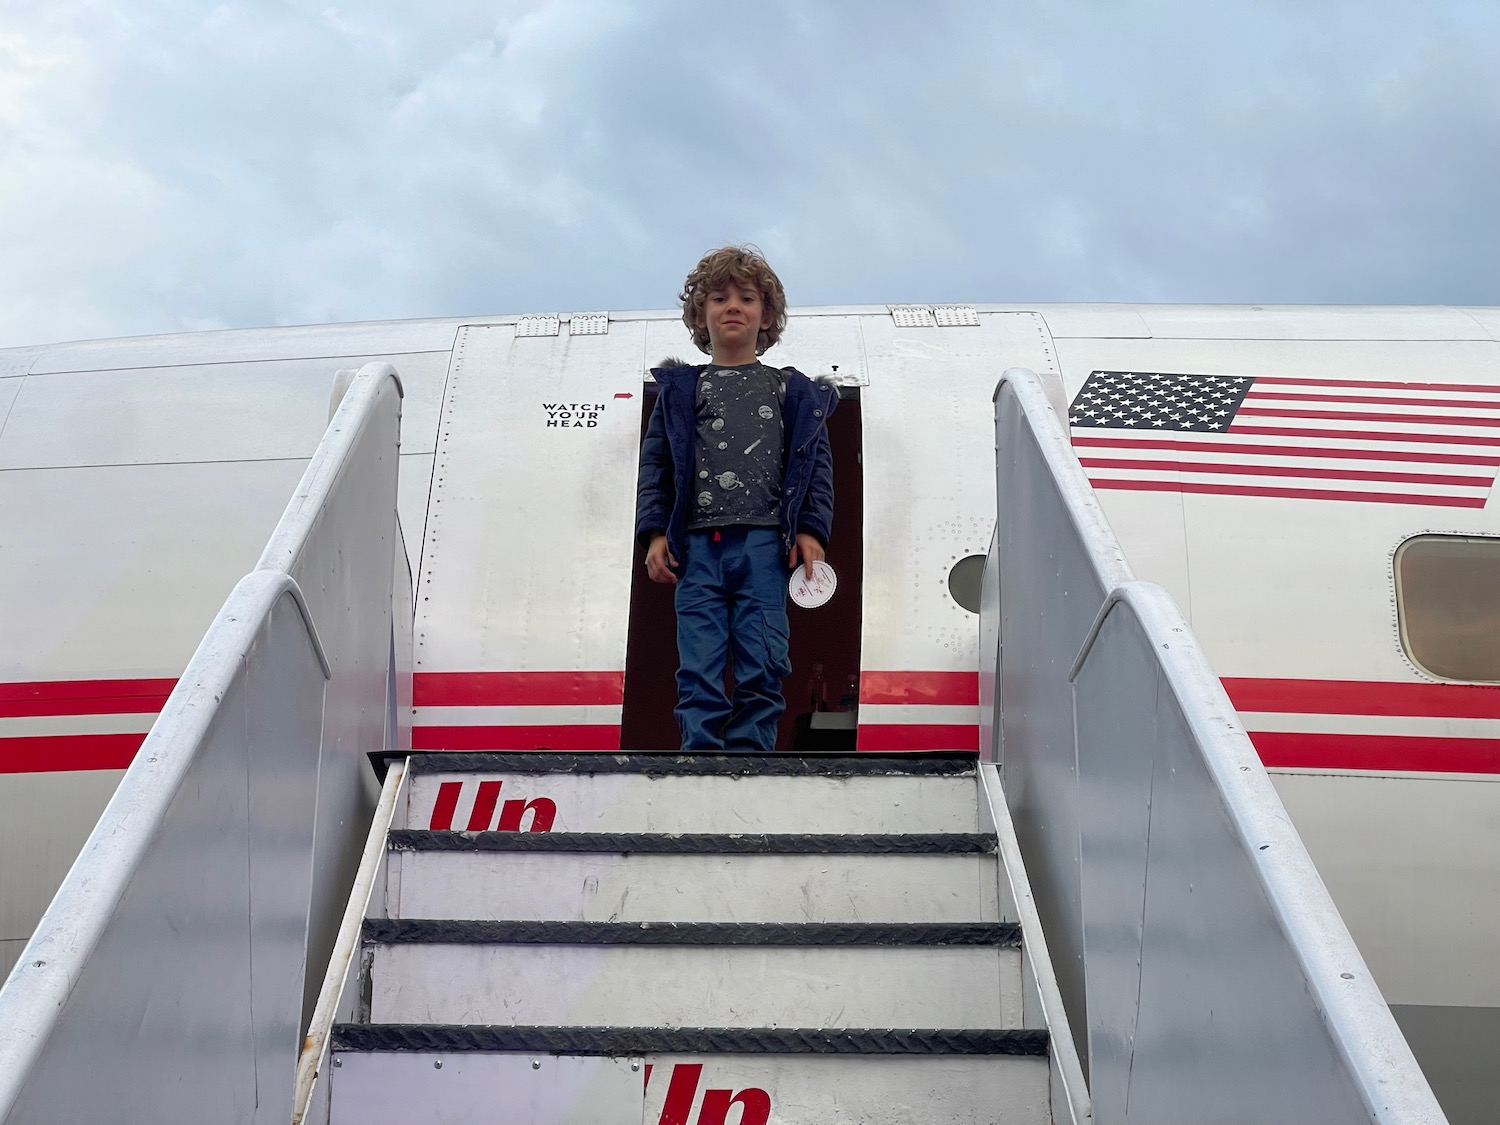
[{"x1": 674, "y1": 527, "x2": 792, "y2": 753}]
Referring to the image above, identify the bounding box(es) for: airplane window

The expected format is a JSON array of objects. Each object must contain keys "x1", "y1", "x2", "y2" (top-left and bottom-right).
[
  {"x1": 1395, "y1": 535, "x2": 1500, "y2": 681},
  {"x1": 948, "y1": 555, "x2": 986, "y2": 614}
]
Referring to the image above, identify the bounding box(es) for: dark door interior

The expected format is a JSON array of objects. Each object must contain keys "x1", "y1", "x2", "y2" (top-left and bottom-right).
[{"x1": 620, "y1": 390, "x2": 864, "y2": 751}]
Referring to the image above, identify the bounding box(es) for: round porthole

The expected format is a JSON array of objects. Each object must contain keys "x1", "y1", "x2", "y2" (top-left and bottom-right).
[{"x1": 948, "y1": 555, "x2": 986, "y2": 614}]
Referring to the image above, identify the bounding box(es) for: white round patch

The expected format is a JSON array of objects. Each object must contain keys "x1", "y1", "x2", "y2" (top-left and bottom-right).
[
  {"x1": 789, "y1": 560, "x2": 837, "y2": 609},
  {"x1": 758, "y1": 404, "x2": 775, "y2": 420}
]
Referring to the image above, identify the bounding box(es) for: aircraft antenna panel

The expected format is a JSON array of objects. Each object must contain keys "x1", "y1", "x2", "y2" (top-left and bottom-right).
[
  {"x1": 934, "y1": 305, "x2": 981, "y2": 327},
  {"x1": 515, "y1": 315, "x2": 561, "y2": 337},
  {"x1": 889, "y1": 305, "x2": 936, "y2": 328},
  {"x1": 569, "y1": 313, "x2": 609, "y2": 336}
]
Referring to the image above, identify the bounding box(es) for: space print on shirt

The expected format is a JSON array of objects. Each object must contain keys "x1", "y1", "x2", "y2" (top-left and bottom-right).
[{"x1": 688, "y1": 362, "x2": 787, "y2": 531}]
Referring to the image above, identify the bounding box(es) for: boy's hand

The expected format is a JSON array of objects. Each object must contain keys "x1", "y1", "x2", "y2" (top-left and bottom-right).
[
  {"x1": 645, "y1": 535, "x2": 678, "y2": 584},
  {"x1": 788, "y1": 533, "x2": 824, "y2": 578}
]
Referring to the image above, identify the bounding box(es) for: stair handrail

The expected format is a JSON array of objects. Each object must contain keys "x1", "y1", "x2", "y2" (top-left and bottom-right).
[
  {"x1": 986, "y1": 366, "x2": 1446, "y2": 1123},
  {"x1": 0, "y1": 362, "x2": 406, "y2": 1125}
]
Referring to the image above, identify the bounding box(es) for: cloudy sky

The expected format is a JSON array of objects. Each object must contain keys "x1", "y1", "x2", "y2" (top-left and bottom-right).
[{"x1": 1, "y1": 0, "x2": 1496, "y2": 350}]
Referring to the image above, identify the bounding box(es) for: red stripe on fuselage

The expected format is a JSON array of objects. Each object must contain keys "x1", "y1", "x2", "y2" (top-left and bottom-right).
[
  {"x1": 1089, "y1": 479, "x2": 1487, "y2": 506},
  {"x1": 1077, "y1": 458, "x2": 1491, "y2": 487},
  {"x1": 1223, "y1": 677, "x2": 1500, "y2": 719},
  {"x1": 1235, "y1": 405, "x2": 1500, "y2": 428},
  {"x1": 411, "y1": 724, "x2": 623, "y2": 751},
  {"x1": 1251, "y1": 732, "x2": 1500, "y2": 774},
  {"x1": 1252, "y1": 376, "x2": 1500, "y2": 395},
  {"x1": 0, "y1": 734, "x2": 145, "y2": 773},
  {"x1": 1071, "y1": 434, "x2": 1500, "y2": 466},
  {"x1": 0, "y1": 678, "x2": 176, "y2": 718},
  {"x1": 856, "y1": 724, "x2": 979, "y2": 752},
  {"x1": 1245, "y1": 389, "x2": 1500, "y2": 410},
  {"x1": 1227, "y1": 425, "x2": 1500, "y2": 447},
  {"x1": 413, "y1": 671, "x2": 625, "y2": 707},
  {"x1": 860, "y1": 671, "x2": 978, "y2": 706}
]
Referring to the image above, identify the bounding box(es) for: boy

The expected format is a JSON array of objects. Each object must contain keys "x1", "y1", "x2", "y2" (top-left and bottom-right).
[{"x1": 635, "y1": 246, "x2": 836, "y2": 753}]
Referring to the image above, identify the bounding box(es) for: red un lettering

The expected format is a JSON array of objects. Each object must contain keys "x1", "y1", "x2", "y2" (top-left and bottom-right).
[
  {"x1": 650, "y1": 1063, "x2": 771, "y2": 1125},
  {"x1": 427, "y1": 782, "x2": 556, "y2": 831},
  {"x1": 657, "y1": 1063, "x2": 701, "y2": 1125},
  {"x1": 698, "y1": 1087, "x2": 771, "y2": 1125},
  {"x1": 466, "y1": 780, "x2": 503, "y2": 830},
  {"x1": 497, "y1": 796, "x2": 556, "y2": 832},
  {"x1": 429, "y1": 781, "x2": 462, "y2": 830}
]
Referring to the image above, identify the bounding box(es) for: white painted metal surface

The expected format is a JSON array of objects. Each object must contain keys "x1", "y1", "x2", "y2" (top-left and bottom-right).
[
  {"x1": 256, "y1": 361, "x2": 407, "y2": 1027},
  {"x1": 405, "y1": 772, "x2": 978, "y2": 833},
  {"x1": 978, "y1": 764, "x2": 1091, "y2": 1125},
  {"x1": 989, "y1": 366, "x2": 1133, "y2": 1062},
  {"x1": 6, "y1": 302, "x2": 1500, "y2": 1121},
  {"x1": 0, "y1": 571, "x2": 328, "y2": 1125},
  {"x1": 858, "y1": 313, "x2": 1058, "y2": 750},
  {"x1": 1132, "y1": 304, "x2": 1492, "y2": 342},
  {"x1": 330, "y1": 1052, "x2": 641, "y2": 1125},
  {"x1": 889, "y1": 305, "x2": 937, "y2": 328},
  {"x1": 412, "y1": 322, "x2": 642, "y2": 695},
  {"x1": 934, "y1": 305, "x2": 982, "y2": 328},
  {"x1": 295, "y1": 761, "x2": 408, "y2": 1125},
  {"x1": 0, "y1": 353, "x2": 440, "y2": 469},
  {"x1": 0, "y1": 771, "x2": 124, "y2": 977},
  {"x1": 984, "y1": 367, "x2": 1445, "y2": 1122},
  {"x1": 568, "y1": 313, "x2": 610, "y2": 336},
  {"x1": 638, "y1": 1055, "x2": 1050, "y2": 1125},
  {"x1": 328, "y1": 1052, "x2": 1050, "y2": 1125},
  {"x1": 25, "y1": 318, "x2": 461, "y2": 374},
  {"x1": 392, "y1": 851, "x2": 1000, "y2": 924},
  {"x1": 1271, "y1": 771, "x2": 1500, "y2": 1011},
  {"x1": 1043, "y1": 325, "x2": 1500, "y2": 1122},
  {"x1": 1074, "y1": 583, "x2": 1437, "y2": 1123},
  {"x1": 371, "y1": 941, "x2": 1019, "y2": 1028},
  {"x1": 0, "y1": 458, "x2": 308, "y2": 682},
  {"x1": 0, "y1": 360, "x2": 409, "y2": 1124},
  {"x1": 516, "y1": 315, "x2": 561, "y2": 337}
]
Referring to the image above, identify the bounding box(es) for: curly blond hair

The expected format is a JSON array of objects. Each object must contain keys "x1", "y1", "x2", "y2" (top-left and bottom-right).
[{"x1": 679, "y1": 245, "x2": 787, "y2": 355}]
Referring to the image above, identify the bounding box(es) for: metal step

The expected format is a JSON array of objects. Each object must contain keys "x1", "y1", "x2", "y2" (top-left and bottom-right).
[
  {"x1": 364, "y1": 920, "x2": 1023, "y2": 1029},
  {"x1": 328, "y1": 1026, "x2": 1051, "y2": 1125},
  {"x1": 387, "y1": 831, "x2": 1001, "y2": 923},
  {"x1": 304, "y1": 753, "x2": 1074, "y2": 1125},
  {"x1": 403, "y1": 752, "x2": 980, "y2": 834}
]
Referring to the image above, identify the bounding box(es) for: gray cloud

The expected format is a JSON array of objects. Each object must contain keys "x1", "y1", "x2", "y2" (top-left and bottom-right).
[{"x1": 1, "y1": 0, "x2": 1496, "y2": 349}]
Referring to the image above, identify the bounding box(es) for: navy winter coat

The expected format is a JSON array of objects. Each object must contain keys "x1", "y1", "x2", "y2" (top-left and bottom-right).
[{"x1": 635, "y1": 363, "x2": 837, "y2": 570}]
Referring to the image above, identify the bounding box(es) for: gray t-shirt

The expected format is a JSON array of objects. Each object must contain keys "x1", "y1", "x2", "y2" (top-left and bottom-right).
[{"x1": 687, "y1": 362, "x2": 787, "y2": 531}]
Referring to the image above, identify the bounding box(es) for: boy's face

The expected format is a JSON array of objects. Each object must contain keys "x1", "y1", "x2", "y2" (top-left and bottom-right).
[{"x1": 701, "y1": 282, "x2": 770, "y2": 358}]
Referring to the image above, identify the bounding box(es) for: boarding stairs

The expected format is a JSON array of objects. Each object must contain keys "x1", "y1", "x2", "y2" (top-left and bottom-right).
[
  {"x1": 0, "y1": 363, "x2": 1446, "y2": 1125},
  {"x1": 303, "y1": 750, "x2": 1081, "y2": 1125}
]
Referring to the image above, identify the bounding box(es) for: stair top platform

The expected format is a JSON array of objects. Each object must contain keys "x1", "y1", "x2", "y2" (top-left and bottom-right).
[
  {"x1": 331, "y1": 1024, "x2": 1048, "y2": 1057},
  {"x1": 400, "y1": 750, "x2": 979, "y2": 778}
]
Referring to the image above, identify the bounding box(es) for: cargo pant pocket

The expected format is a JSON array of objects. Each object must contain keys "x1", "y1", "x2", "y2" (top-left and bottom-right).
[{"x1": 760, "y1": 609, "x2": 792, "y2": 680}]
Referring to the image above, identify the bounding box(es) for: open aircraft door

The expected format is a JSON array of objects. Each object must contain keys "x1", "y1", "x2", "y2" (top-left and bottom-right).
[
  {"x1": 621, "y1": 314, "x2": 868, "y2": 751},
  {"x1": 411, "y1": 319, "x2": 646, "y2": 752},
  {"x1": 855, "y1": 309, "x2": 1062, "y2": 753}
]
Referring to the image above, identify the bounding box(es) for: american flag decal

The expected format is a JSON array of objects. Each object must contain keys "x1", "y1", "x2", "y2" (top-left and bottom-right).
[{"x1": 1069, "y1": 370, "x2": 1500, "y2": 508}]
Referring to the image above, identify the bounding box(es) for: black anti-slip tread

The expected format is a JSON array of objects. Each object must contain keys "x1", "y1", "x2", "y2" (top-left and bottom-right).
[
  {"x1": 389, "y1": 830, "x2": 998, "y2": 855},
  {"x1": 364, "y1": 919, "x2": 1019, "y2": 947},
  {"x1": 331, "y1": 1024, "x2": 1048, "y2": 1057},
  {"x1": 404, "y1": 751, "x2": 976, "y2": 778}
]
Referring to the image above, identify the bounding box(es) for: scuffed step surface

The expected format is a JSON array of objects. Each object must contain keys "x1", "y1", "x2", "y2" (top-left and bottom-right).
[
  {"x1": 388, "y1": 850, "x2": 1001, "y2": 925},
  {"x1": 367, "y1": 941, "x2": 1021, "y2": 1029}
]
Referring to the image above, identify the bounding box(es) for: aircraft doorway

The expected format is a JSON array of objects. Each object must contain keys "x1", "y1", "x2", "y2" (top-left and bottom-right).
[{"x1": 620, "y1": 390, "x2": 864, "y2": 751}]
